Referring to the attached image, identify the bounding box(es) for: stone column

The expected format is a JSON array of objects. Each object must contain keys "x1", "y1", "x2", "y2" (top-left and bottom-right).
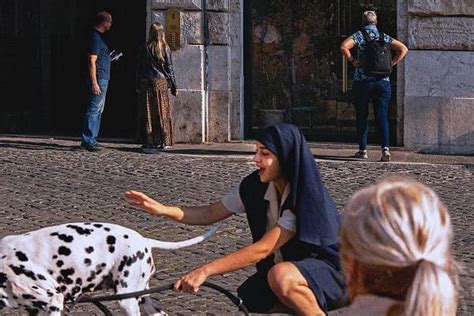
[
  {"x1": 229, "y1": 0, "x2": 243, "y2": 140},
  {"x1": 206, "y1": 0, "x2": 231, "y2": 142},
  {"x1": 150, "y1": 0, "x2": 205, "y2": 143},
  {"x1": 149, "y1": 0, "x2": 243, "y2": 143},
  {"x1": 401, "y1": 0, "x2": 474, "y2": 154}
]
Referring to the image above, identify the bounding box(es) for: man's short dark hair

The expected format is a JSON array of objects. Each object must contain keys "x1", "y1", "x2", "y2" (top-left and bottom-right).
[{"x1": 94, "y1": 11, "x2": 112, "y2": 26}]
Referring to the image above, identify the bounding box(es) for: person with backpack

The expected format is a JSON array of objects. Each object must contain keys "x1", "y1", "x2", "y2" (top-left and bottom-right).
[{"x1": 340, "y1": 10, "x2": 408, "y2": 162}]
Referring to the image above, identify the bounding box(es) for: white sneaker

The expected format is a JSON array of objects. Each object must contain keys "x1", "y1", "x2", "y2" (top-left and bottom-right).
[
  {"x1": 381, "y1": 147, "x2": 391, "y2": 162},
  {"x1": 354, "y1": 150, "x2": 368, "y2": 159}
]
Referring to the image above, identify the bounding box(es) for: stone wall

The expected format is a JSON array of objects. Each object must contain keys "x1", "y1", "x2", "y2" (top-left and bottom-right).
[
  {"x1": 147, "y1": 0, "x2": 474, "y2": 151},
  {"x1": 149, "y1": 0, "x2": 242, "y2": 143},
  {"x1": 401, "y1": 0, "x2": 474, "y2": 154}
]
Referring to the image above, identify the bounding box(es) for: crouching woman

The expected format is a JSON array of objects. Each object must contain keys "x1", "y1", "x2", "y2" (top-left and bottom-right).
[{"x1": 126, "y1": 123, "x2": 347, "y2": 315}]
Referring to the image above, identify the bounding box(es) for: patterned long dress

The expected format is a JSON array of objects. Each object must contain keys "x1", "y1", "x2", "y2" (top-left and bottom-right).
[{"x1": 139, "y1": 78, "x2": 172, "y2": 148}]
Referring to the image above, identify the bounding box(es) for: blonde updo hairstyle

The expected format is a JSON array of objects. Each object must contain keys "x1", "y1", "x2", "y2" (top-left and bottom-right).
[{"x1": 340, "y1": 176, "x2": 458, "y2": 316}]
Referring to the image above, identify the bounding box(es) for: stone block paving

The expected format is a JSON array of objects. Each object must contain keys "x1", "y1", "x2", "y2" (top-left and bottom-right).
[{"x1": 0, "y1": 139, "x2": 472, "y2": 315}]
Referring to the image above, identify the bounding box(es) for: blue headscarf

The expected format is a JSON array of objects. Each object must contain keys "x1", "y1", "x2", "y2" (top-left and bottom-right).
[{"x1": 256, "y1": 123, "x2": 340, "y2": 246}]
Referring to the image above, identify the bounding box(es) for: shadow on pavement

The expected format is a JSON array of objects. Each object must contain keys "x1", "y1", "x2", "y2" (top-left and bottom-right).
[
  {"x1": 109, "y1": 146, "x2": 142, "y2": 153},
  {"x1": 159, "y1": 149, "x2": 255, "y2": 156},
  {"x1": 111, "y1": 146, "x2": 255, "y2": 156},
  {"x1": 0, "y1": 140, "x2": 367, "y2": 161},
  {"x1": 0, "y1": 139, "x2": 79, "y2": 151},
  {"x1": 314, "y1": 154, "x2": 362, "y2": 162}
]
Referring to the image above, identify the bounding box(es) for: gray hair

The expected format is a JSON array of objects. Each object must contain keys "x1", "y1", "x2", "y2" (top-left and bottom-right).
[
  {"x1": 341, "y1": 177, "x2": 458, "y2": 316},
  {"x1": 362, "y1": 10, "x2": 377, "y2": 25}
]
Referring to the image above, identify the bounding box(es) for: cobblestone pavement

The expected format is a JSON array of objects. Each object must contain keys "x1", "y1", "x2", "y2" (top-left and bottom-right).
[{"x1": 0, "y1": 138, "x2": 472, "y2": 315}]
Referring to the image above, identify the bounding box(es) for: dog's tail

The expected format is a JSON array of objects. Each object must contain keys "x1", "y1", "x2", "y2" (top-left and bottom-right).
[{"x1": 146, "y1": 225, "x2": 220, "y2": 249}]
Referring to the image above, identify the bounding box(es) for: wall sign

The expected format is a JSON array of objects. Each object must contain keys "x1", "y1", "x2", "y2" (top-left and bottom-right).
[{"x1": 165, "y1": 9, "x2": 181, "y2": 51}]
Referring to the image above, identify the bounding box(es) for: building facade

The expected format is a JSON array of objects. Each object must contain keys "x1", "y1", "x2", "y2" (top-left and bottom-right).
[
  {"x1": 0, "y1": 0, "x2": 472, "y2": 154},
  {"x1": 152, "y1": 0, "x2": 473, "y2": 154},
  {"x1": 399, "y1": 0, "x2": 474, "y2": 154}
]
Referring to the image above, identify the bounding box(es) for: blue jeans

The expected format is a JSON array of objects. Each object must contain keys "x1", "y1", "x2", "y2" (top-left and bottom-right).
[
  {"x1": 352, "y1": 80, "x2": 391, "y2": 150},
  {"x1": 81, "y1": 79, "x2": 109, "y2": 145}
]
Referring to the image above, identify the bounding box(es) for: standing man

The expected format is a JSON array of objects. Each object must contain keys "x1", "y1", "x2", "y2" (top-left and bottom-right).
[
  {"x1": 340, "y1": 11, "x2": 408, "y2": 162},
  {"x1": 80, "y1": 11, "x2": 113, "y2": 152}
]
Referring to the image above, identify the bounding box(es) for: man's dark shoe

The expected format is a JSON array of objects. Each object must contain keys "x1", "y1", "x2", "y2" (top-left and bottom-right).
[{"x1": 80, "y1": 142, "x2": 102, "y2": 152}]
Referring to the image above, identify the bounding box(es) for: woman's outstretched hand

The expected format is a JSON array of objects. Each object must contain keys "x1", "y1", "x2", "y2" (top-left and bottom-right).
[
  {"x1": 174, "y1": 267, "x2": 209, "y2": 294},
  {"x1": 125, "y1": 190, "x2": 165, "y2": 216}
]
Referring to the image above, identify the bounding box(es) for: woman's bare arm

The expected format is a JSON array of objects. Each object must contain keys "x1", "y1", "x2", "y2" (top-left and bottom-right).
[
  {"x1": 175, "y1": 225, "x2": 296, "y2": 293},
  {"x1": 125, "y1": 190, "x2": 232, "y2": 225}
]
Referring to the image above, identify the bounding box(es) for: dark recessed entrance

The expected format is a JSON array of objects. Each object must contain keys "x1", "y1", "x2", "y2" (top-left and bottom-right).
[
  {"x1": 0, "y1": 0, "x2": 146, "y2": 139},
  {"x1": 244, "y1": 0, "x2": 397, "y2": 144}
]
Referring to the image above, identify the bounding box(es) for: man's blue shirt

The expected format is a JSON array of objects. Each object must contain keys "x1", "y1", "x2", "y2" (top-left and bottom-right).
[
  {"x1": 89, "y1": 29, "x2": 111, "y2": 80},
  {"x1": 351, "y1": 24, "x2": 393, "y2": 81}
]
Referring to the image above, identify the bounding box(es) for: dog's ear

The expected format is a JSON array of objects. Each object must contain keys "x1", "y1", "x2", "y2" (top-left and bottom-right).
[
  {"x1": 7, "y1": 273, "x2": 62, "y2": 310},
  {"x1": 0, "y1": 272, "x2": 13, "y2": 308},
  {"x1": 7, "y1": 273, "x2": 36, "y2": 297},
  {"x1": 6, "y1": 268, "x2": 51, "y2": 300},
  {"x1": 8, "y1": 276, "x2": 32, "y2": 297}
]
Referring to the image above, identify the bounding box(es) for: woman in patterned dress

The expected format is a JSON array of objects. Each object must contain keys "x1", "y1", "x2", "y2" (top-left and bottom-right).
[{"x1": 136, "y1": 22, "x2": 177, "y2": 153}]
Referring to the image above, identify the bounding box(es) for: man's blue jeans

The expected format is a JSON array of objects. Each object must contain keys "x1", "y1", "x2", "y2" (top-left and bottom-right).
[
  {"x1": 352, "y1": 80, "x2": 391, "y2": 150},
  {"x1": 81, "y1": 79, "x2": 109, "y2": 145}
]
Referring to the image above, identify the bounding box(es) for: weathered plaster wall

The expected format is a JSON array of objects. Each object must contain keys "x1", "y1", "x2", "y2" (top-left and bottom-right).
[
  {"x1": 149, "y1": 0, "x2": 242, "y2": 143},
  {"x1": 401, "y1": 0, "x2": 474, "y2": 154}
]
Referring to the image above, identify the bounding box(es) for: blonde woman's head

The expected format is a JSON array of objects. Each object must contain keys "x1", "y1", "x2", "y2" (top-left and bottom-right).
[
  {"x1": 148, "y1": 22, "x2": 168, "y2": 62},
  {"x1": 340, "y1": 176, "x2": 458, "y2": 316}
]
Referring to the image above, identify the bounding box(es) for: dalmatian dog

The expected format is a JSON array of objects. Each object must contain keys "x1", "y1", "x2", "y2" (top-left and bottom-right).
[{"x1": 0, "y1": 222, "x2": 219, "y2": 315}]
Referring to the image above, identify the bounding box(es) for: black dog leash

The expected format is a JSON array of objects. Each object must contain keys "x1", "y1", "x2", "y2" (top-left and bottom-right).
[{"x1": 69, "y1": 281, "x2": 249, "y2": 315}]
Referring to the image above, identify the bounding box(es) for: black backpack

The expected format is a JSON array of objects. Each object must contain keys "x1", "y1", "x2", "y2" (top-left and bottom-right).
[{"x1": 360, "y1": 29, "x2": 392, "y2": 78}]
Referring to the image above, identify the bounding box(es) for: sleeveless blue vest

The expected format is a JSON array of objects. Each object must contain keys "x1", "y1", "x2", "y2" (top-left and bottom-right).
[{"x1": 239, "y1": 171, "x2": 340, "y2": 274}]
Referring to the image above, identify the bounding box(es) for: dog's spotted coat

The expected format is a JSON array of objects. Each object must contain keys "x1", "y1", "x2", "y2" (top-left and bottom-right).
[{"x1": 0, "y1": 222, "x2": 218, "y2": 315}]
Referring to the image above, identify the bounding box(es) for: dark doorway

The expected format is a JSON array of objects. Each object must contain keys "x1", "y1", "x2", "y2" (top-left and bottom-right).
[
  {"x1": 0, "y1": 0, "x2": 146, "y2": 139},
  {"x1": 51, "y1": 0, "x2": 147, "y2": 139},
  {"x1": 244, "y1": 0, "x2": 398, "y2": 144},
  {"x1": 0, "y1": 0, "x2": 42, "y2": 133}
]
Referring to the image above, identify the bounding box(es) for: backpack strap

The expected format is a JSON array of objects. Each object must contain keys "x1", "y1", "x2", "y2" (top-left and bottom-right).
[
  {"x1": 361, "y1": 29, "x2": 372, "y2": 43},
  {"x1": 378, "y1": 31, "x2": 385, "y2": 44},
  {"x1": 361, "y1": 29, "x2": 386, "y2": 44}
]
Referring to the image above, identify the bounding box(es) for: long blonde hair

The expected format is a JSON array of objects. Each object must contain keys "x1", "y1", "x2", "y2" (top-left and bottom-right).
[
  {"x1": 340, "y1": 176, "x2": 458, "y2": 316},
  {"x1": 147, "y1": 22, "x2": 168, "y2": 62}
]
